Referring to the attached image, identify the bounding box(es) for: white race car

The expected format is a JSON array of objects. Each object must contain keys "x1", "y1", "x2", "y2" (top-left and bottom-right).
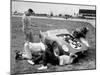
[{"x1": 39, "y1": 29, "x2": 89, "y2": 57}]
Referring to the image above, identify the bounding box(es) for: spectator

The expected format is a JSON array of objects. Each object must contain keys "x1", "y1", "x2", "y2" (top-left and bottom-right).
[
  {"x1": 22, "y1": 8, "x2": 34, "y2": 64},
  {"x1": 22, "y1": 8, "x2": 34, "y2": 42}
]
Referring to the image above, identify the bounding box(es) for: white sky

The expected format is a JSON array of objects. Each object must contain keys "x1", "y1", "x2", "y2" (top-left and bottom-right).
[{"x1": 12, "y1": 1, "x2": 95, "y2": 15}]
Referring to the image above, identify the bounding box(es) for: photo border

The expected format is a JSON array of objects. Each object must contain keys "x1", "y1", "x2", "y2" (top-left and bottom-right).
[{"x1": 10, "y1": 0, "x2": 96, "y2": 74}]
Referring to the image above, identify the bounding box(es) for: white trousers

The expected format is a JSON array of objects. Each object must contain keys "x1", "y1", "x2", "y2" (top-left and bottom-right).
[{"x1": 22, "y1": 42, "x2": 45, "y2": 59}]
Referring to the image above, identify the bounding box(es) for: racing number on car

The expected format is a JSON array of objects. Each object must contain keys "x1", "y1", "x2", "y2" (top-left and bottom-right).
[
  {"x1": 62, "y1": 45, "x2": 69, "y2": 52},
  {"x1": 70, "y1": 42, "x2": 82, "y2": 49}
]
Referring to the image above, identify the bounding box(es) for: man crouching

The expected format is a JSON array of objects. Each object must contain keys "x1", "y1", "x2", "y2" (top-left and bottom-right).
[
  {"x1": 72, "y1": 27, "x2": 90, "y2": 47},
  {"x1": 38, "y1": 41, "x2": 77, "y2": 70}
]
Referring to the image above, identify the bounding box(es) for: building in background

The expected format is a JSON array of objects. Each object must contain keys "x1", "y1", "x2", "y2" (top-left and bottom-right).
[{"x1": 78, "y1": 9, "x2": 96, "y2": 19}]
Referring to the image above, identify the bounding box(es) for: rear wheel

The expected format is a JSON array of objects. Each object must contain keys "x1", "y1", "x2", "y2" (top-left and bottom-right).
[{"x1": 52, "y1": 41, "x2": 60, "y2": 57}]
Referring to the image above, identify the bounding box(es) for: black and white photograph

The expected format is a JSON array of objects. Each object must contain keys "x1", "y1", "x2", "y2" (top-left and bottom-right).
[{"x1": 11, "y1": 0, "x2": 96, "y2": 75}]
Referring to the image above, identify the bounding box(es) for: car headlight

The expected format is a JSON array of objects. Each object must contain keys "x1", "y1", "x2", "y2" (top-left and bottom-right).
[{"x1": 62, "y1": 45, "x2": 69, "y2": 52}]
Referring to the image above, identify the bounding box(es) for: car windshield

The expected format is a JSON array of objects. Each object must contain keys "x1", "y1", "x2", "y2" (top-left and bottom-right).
[{"x1": 46, "y1": 29, "x2": 70, "y2": 37}]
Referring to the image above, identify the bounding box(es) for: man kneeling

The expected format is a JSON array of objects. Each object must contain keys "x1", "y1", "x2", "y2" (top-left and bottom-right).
[{"x1": 38, "y1": 42, "x2": 76, "y2": 70}]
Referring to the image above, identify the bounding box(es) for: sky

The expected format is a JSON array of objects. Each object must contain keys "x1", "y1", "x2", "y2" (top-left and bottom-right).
[{"x1": 12, "y1": 1, "x2": 95, "y2": 15}]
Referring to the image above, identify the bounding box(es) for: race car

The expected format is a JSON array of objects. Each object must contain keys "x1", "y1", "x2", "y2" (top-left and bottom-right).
[{"x1": 39, "y1": 29, "x2": 89, "y2": 57}]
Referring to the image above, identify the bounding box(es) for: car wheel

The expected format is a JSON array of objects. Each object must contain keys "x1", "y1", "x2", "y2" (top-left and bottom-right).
[{"x1": 52, "y1": 41, "x2": 60, "y2": 57}]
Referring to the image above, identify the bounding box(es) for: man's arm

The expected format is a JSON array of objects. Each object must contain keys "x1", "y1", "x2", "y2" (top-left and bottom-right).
[{"x1": 22, "y1": 16, "x2": 25, "y2": 32}]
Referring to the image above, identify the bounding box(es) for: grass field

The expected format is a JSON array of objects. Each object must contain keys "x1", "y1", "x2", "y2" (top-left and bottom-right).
[{"x1": 11, "y1": 16, "x2": 96, "y2": 75}]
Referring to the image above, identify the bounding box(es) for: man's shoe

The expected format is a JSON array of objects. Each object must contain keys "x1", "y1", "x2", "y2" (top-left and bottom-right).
[
  {"x1": 27, "y1": 60, "x2": 34, "y2": 65},
  {"x1": 38, "y1": 65, "x2": 47, "y2": 70}
]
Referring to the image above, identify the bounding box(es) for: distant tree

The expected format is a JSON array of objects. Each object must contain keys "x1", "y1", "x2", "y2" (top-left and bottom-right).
[
  {"x1": 13, "y1": 10, "x2": 18, "y2": 15},
  {"x1": 14, "y1": 10, "x2": 17, "y2": 14},
  {"x1": 59, "y1": 14, "x2": 62, "y2": 17},
  {"x1": 50, "y1": 12, "x2": 53, "y2": 16}
]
